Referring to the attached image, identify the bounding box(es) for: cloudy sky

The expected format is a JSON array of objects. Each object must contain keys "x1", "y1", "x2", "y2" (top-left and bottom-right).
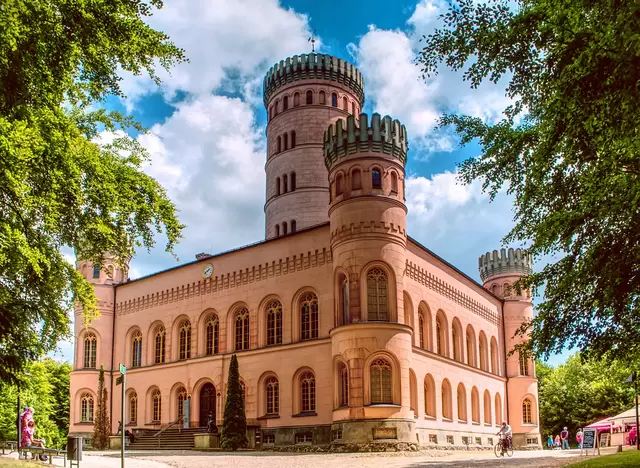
[{"x1": 51, "y1": 0, "x2": 568, "y2": 365}]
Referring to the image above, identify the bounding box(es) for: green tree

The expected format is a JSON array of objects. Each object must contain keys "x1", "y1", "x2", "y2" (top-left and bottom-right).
[
  {"x1": 92, "y1": 366, "x2": 110, "y2": 449},
  {"x1": 0, "y1": 359, "x2": 72, "y2": 448},
  {"x1": 537, "y1": 354, "x2": 635, "y2": 439},
  {"x1": 221, "y1": 354, "x2": 247, "y2": 451},
  {"x1": 0, "y1": 0, "x2": 186, "y2": 383},
  {"x1": 418, "y1": 0, "x2": 640, "y2": 360}
]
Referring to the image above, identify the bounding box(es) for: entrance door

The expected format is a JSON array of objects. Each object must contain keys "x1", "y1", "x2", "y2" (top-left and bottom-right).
[{"x1": 199, "y1": 383, "x2": 216, "y2": 428}]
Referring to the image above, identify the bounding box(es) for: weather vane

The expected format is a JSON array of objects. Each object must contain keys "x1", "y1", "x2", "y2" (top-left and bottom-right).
[{"x1": 308, "y1": 29, "x2": 317, "y2": 53}]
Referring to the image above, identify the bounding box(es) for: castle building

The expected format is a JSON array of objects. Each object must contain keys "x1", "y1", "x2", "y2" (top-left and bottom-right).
[{"x1": 69, "y1": 53, "x2": 541, "y2": 450}]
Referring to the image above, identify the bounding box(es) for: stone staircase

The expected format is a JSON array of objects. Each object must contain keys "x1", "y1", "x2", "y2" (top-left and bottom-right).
[{"x1": 128, "y1": 427, "x2": 201, "y2": 450}]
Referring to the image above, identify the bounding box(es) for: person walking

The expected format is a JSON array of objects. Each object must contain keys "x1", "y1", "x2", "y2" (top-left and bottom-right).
[
  {"x1": 576, "y1": 428, "x2": 583, "y2": 449},
  {"x1": 561, "y1": 427, "x2": 570, "y2": 449}
]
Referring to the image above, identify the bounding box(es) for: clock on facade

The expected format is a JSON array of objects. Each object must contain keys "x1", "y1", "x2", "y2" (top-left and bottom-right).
[{"x1": 202, "y1": 264, "x2": 213, "y2": 278}]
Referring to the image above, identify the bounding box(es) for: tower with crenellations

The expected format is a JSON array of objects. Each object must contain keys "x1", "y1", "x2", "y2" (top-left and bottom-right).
[
  {"x1": 479, "y1": 248, "x2": 540, "y2": 447},
  {"x1": 263, "y1": 53, "x2": 364, "y2": 239}
]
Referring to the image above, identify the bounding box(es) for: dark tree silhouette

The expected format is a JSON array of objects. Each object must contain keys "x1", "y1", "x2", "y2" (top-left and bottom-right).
[{"x1": 221, "y1": 354, "x2": 247, "y2": 450}]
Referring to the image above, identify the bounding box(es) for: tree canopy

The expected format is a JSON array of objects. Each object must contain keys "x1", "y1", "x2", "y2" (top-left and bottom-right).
[
  {"x1": 537, "y1": 354, "x2": 636, "y2": 439},
  {"x1": 0, "y1": 0, "x2": 186, "y2": 382},
  {"x1": 418, "y1": 0, "x2": 640, "y2": 360}
]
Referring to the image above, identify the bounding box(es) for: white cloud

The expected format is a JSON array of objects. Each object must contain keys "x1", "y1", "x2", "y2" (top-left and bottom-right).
[
  {"x1": 119, "y1": 0, "x2": 315, "y2": 104},
  {"x1": 348, "y1": 0, "x2": 513, "y2": 156}
]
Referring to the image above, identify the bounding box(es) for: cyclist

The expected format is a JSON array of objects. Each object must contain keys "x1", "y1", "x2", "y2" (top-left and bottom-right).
[{"x1": 496, "y1": 421, "x2": 513, "y2": 456}]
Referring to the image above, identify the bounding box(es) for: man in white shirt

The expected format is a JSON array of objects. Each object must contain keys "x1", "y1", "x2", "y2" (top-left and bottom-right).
[{"x1": 497, "y1": 421, "x2": 513, "y2": 455}]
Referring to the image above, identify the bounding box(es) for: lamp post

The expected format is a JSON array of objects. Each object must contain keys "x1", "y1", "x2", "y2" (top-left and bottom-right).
[{"x1": 626, "y1": 372, "x2": 640, "y2": 451}]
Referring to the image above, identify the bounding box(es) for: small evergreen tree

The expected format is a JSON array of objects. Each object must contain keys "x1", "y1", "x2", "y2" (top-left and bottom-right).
[
  {"x1": 92, "y1": 366, "x2": 110, "y2": 449},
  {"x1": 221, "y1": 354, "x2": 247, "y2": 450}
]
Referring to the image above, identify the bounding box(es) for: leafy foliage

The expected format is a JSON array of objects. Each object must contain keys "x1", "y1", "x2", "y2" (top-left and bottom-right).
[
  {"x1": 418, "y1": 0, "x2": 640, "y2": 359},
  {"x1": 92, "y1": 366, "x2": 110, "y2": 449},
  {"x1": 221, "y1": 354, "x2": 247, "y2": 451},
  {"x1": 0, "y1": 0, "x2": 186, "y2": 382},
  {"x1": 537, "y1": 355, "x2": 635, "y2": 439},
  {"x1": 0, "y1": 359, "x2": 71, "y2": 448}
]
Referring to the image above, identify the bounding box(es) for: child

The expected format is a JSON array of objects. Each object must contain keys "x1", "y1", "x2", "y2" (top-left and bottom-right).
[
  {"x1": 554, "y1": 434, "x2": 561, "y2": 449},
  {"x1": 547, "y1": 434, "x2": 554, "y2": 449}
]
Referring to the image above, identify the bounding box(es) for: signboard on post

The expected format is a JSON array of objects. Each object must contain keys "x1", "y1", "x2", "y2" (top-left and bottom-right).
[
  {"x1": 580, "y1": 428, "x2": 599, "y2": 456},
  {"x1": 120, "y1": 364, "x2": 126, "y2": 375}
]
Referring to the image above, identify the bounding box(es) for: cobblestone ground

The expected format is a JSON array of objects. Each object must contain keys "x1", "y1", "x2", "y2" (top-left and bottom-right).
[{"x1": 2, "y1": 449, "x2": 585, "y2": 468}]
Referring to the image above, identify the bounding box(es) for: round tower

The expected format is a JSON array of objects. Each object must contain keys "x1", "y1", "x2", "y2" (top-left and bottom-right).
[
  {"x1": 325, "y1": 113, "x2": 415, "y2": 446},
  {"x1": 263, "y1": 53, "x2": 365, "y2": 239},
  {"x1": 479, "y1": 248, "x2": 541, "y2": 448}
]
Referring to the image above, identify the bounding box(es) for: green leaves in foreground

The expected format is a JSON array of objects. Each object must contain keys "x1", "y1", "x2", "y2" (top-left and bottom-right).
[{"x1": 418, "y1": 0, "x2": 640, "y2": 360}]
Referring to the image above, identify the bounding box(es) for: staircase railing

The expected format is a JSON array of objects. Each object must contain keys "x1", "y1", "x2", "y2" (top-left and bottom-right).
[{"x1": 153, "y1": 416, "x2": 183, "y2": 447}]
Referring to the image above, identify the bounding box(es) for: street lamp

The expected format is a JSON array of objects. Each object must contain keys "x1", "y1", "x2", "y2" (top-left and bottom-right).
[
  {"x1": 16, "y1": 372, "x2": 32, "y2": 452},
  {"x1": 626, "y1": 372, "x2": 640, "y2": 451}
]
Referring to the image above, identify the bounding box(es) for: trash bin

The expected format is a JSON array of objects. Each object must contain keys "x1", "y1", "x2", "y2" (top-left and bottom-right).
[{"x1": 67, "y1": 436, "x2": 83, "y2": 461}]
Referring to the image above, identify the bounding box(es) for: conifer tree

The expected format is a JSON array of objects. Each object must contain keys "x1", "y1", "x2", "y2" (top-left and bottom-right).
[
  {"x1": 221, "y1": 354, "x2": 247, "y2": 451},
  {"x1": 92, "y1": 366, "x2": 110, "y2": 449}
]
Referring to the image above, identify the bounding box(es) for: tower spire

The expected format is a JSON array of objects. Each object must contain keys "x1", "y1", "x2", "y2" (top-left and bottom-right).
[{"x1": 308, "y1": 29, "x2": 316, "y2": 52}]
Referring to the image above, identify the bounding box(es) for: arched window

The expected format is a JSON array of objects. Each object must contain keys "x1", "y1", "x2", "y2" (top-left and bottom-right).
[
  {"x1": 331, "y1": 93, "x2": 338, "y2": 107},
  {"x1": 269, "y1": 106, "x2": 273, "y2": 121},
  {"x1": 83, "y1": 333, "x2": 97, "y2": 368},
  {"x1": 290, "y1": 171, "x2": 296, "y2": 191},
  {"x1": 283, "y1": 96, "x2": 289, "y2": 110},
  {"x1": 471, "y1": 387, "x2": 480, "y2": 423},
  {"x1": 519, "y1": 352, "x2": 529, "y2": 376},
  {"x1": 300, "y1": 372, "x2": 316, "y2": 413},
  {"x1": 282, "y1": 221, "x2": 287, "y2": 235},
  {"x1": 424, "y1": 374, "x2": 436, "y2": 418},
  {"x1": 177, "y1": 387, "x2": 187, "y2": 420},
  {"x1": 152, "y1": 390, "x2": 162, "y2": 422},
  {"x1": 495, "y1": 393, "x2": 503, "y2": 425},
  {"x1": 484, "y1": 390, "x2": 492, "y2": 425},
  {"x1": 338, "y1": 363, "x2": 349, "y2": 407},
  {"x1": 283, "y1": 133, "x2": 288, "y2": 151},
  {"x1": 452, "y1": 323, "x2": 461, "y2": 362},
  {"x1": 522, "y1": 398, "x2": 533, "y2": 424},
  {"x1": 80, "y1": 393, "x2": 94, "y2": 422},
  {"x1": 342, "y1": 96, "x2": 348, "y2": 110},
  {"x1": 294, "y1": 92, "x2": 300, "y2": 107},
  {"x1": 276, "y1": 136, "x2": 281, "y2": 153},
  {"x1": 266, "y1": 300, "x2": 283, "y2": 346},
  {"x1": 179, "y1": 320, "x2": 191, "y2": 360},
  {"x1": 235, "y1": 308, "x2": 250, "y2": 351},
  {"x1": 466, "y1": 326, "x2": 476, "y2": 367},
  {"x1": 319, "y1": 91, "x2": 326, "y2": 105},
  {"x1": 409, "y1": 370, "x2": 418, "y2": 417},
  {"x1": 370, "y1": 358, "x2": 392, "y2": 404},
  {"x1": 441, "y1": 379, "x2": 452, "y2": 420},
  {"x1": 132, "y1": 331, "x2": 142, "y2": 368},
  {"x1": 457, "y1": 384, "x2": 467, "y2": 421},
  {"x1": 391, "y1": 172, "x2": 398, "y2": 193},
  {"x1": 436, "y1": 314, "x2": 446, "y2": 356},
  {"x1": 154, "y1": 326, "x2": 165, "y2": 364},
  {"x1": 92, "y1": 264, "x2": 100, "y2": 279},
  {"x1": 300, "y1": 292, "x2": 319, "y2": 340},
  {"x1": 418, "y1": 313, "x2": 425, "y2": 348},
  {"x1": 274, "y1": 99, "x2": 279, "y2": 115},
  {"x1": 291, "y1": 131, "x2": 296, "y2": 149},
  {"x1": 490, "y1": 337, "x2": 499, "y2": 374},
  {"x1": 371, "y1": 168, "x2": 382, "y2": 188},
  {"x1": 306, "y1": 90, "x2": 313, "y2": 104},
  {"x1": 205, "y1": 315, "x2": 219, "y2": 355},
  {"x1": 275, "y1": 224, "x2": 280, "y2": 237},
  {"x1": 265, "y1": 376, "x2": 279, "y2": 415},
  {"x1": 352, "y1": 169, "x2": 361, "y2": 190},
  {"x1": 290, "y1": 220, "x2": 296, "y2": 233},
  {"x1": 129, "y1": 392, "x2": 138, "y2": 423},
  {"x1": 283, "y1": 173, "x2": 288, "y2": 193},
  {"x1": 479, "y1": 332, "x2": 488, "y2": 371},
  {"x1": 491, "y1": 284, "x2": 498, "y2": 295},
  {"x1": 367, "y1": 267, "x2": 388, "y2": 321},
  {"x1": 351, "y1": 102, "x2": 356, "y2": 115},
  {"x1": 335, "y1": 174, "x2": 343, "y2": 195},
  {"x1": 275, "y1": 177, "x2": 280, "y2": 196}
]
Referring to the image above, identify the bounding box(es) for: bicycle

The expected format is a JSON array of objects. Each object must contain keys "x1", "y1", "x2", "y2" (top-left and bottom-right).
[{"x1": 494, "y1": 434, "x2": 514, "y2": 458}]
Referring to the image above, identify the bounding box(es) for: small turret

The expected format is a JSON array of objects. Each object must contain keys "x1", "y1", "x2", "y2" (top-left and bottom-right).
[{"x1": 478, "y1": 248, "x2": 532, "y2": 282}]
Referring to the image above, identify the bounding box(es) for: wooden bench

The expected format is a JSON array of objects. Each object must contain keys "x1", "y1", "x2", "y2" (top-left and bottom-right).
[
  {"x1": 1, "y1": 441, "x2": 17, "y2": 454},
  {"x1": 22, "y1": 446, "x2": 67, "y2": 466}
]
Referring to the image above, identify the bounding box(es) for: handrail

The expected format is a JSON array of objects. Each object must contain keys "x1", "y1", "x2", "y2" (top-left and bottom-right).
[{"x1": 153, "y1": 416, "x2": 183, "y2": 441}]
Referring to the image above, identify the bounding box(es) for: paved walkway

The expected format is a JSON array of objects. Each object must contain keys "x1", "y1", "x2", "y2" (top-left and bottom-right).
[{"x1": 1, "y1": 448, "x2": 585, "y2": 468}]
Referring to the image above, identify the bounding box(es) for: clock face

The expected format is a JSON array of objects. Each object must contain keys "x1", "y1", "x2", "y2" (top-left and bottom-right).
[{"x1": 202, "y1": 264, "x2": 213, "y2": 278}]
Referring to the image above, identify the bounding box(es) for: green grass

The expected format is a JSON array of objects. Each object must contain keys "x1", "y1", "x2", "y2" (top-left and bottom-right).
[
  {"x1": 0, "y1": 458, "x2": 42, "y2": 468},
  {"x1": 568, "y1": 450, "x2": 640, "y2": 467}
]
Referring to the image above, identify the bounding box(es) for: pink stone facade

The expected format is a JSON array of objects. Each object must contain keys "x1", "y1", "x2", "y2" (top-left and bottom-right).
[{"x1": 69, "y1": 53, "x2": 540, "y2": 449}]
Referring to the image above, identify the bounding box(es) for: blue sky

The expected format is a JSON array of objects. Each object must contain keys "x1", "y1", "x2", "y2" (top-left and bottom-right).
[{"x1": 52, "y1": 0, "x2": 571, "y2": 366}]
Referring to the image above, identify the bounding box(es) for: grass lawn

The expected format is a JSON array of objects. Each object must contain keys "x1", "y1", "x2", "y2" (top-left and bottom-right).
[
  {"x1": 568, "y1": 450, "x2": 640, "y2": 467},
  {"x1": 0, "y1": 458, "x2": 42, "y2": 468}
]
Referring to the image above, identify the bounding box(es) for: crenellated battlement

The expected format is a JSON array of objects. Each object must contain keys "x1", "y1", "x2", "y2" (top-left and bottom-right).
[
  {"x1": 478, "y1": 248, "x2": 533, "y2": 282},
  {"x1": 323, "y1": 113, "x2": 408, "y2": 169},
  {"x1": 263, "y1": 53, "x2": 365, "y2": 106}
]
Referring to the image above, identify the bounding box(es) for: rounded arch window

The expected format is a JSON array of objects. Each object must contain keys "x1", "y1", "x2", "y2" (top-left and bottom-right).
[
  {"x1": 331, "y1": 93, "x2": 338, "y2": 107},
  {"x1": 265, "y1": 376, "x2": 279, "y2": 415},
  {"x1": 338, "y1": 363, "x2": 349, "y2": 407},
  {"x1": 80, "y1": 392, "x2": 94, "y2": 422},
  {"x1": 235, "y1": 307, "x2": 250, "y2": 351},
  {"x1": 129, "y1": 391, "x2": 138, "y2": 423},
  {"x1": 131, "y1": 331, "x2": 142, "y2": 368},
  {"x1": 351, "y1": 168, "x2": 361, "y2": 190},
  {"x1": 205, "y1": 314, "x2": 219, "y2": 355},
  {"x1": 178, "y1": 320, "x2": 191, "y2": 360},
  {"x1": 367, "y1": 268, "x2": 388, "y2": 321},
  {"x1": 154, "y1": 326, "x2": 166, "y2": 364},
  {"x1": 293, "y1": 92, "x2": 300, "y2": 107},
  {"x1": 306, "y1": 90, "x2": 313, "y2": 104},
  {"x1": 335, "y1": 173, "x2": 344, "y2": 195},
  {"x1": 371, "y1": 168, "x2": 382, "y2": 189},
  {"x1": 319, "y1": 91, "x2": 326, "y2": 105},
  {"x1": 300, "y1": 372, "x2": 316, "y2": 413},
  {"x1": 152, "y1": 389, "x2": 162, "y2": 422},
  {"x1": 83, "y1": 332, "x2": 97, "y2": 368},
  {"x1": 300, "y1": 292, "x2": 319, "y2": 340},
  {"x1": 283, "y1": 96, "x2": 289, "y2": 110},
  {"x1": 522, "y1": 398, "x2": 533, "y2": 424},
  {"x1": 176, "y1": 386, "x2": 187, "y2": 420},
  {"x1": 342, "y1": 96, "x2": 348, "y2": 110},
  {"x1": 370, "y1": 358, "x2": 392, "y2": 404},
  {"x1": 266, "y1": 300, "x2": 283, "y2": 346}
]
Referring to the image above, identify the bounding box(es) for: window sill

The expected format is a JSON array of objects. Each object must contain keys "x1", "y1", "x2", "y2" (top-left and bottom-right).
[
  {"x1": 365, "y1": 403, "x2": 400, "y2": 408},
  {"x1": 292, "y1": 412, "x2": 317, "y2": 418},
  {"x1": 76, "y1": 421, "x2": 94, "y2": 425},
  {"x1": 257, "y1": 414, "x2": 280, "y2": 420},
  {"x1": 458, "y1": 419, "x2": 468, "y2": 424},
  {"x1": 522, "y1": 423, "x2": 538, "y2": 427},
  {"x1": 484, "y1": 423, "x2": 493, "y2": 427},
  {"x1": 472, "y1": 422, "x2": 481, "y2": 426},
  {"x1": 424, "y1": 415, "x2": 436, "y2": 421},
  {"x1": 442, "y1": 418, "x2": 453, "y2": 423}
]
